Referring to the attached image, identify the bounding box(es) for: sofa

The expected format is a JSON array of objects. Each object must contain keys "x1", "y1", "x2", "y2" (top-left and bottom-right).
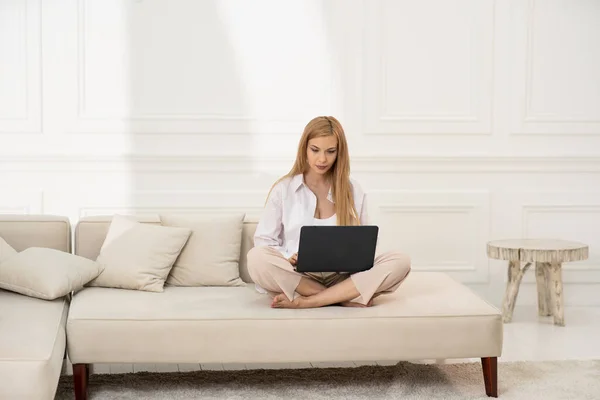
[
  {"x1": 64, "y1": 213, "x2": 503, "y2": 399},
  {"x1": 0, "y1": 215, "x2": 72, "y2": 400}
]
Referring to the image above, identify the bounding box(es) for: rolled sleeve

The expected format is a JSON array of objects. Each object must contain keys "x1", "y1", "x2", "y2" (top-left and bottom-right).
[{"x1": 254, "y1": 183, "x2": 289, "y2": 258}]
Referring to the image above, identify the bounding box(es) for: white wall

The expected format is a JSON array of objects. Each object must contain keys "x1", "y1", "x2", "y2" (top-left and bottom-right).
[{"x1": 1, "y1": 0, "x2": 599, "y2": 307}]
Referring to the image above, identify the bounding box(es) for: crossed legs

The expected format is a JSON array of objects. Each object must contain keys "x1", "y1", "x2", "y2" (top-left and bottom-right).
[{"x1": 247, "y1": 246, "x2": 411, "y2": 308}]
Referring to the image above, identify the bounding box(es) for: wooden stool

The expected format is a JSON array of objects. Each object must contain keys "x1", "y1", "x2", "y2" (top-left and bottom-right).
[{"x1": 487, "y1": 239, "x2": 588, "y2": 326}]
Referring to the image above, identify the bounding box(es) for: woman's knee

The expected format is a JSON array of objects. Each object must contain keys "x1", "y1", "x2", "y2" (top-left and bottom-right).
[
  {"x1": 395, "y1": 252, "x2": 411, "y2": 278},
  {"x1": 246, "y1": 246, "x2": 286, "y2": 277},
  {"x1": 246, "y1": 246, "x2": 270, "y2": 277},
  {"x1": 247, "y1": 246, "x2": 266, "y2": 264},
  {"x1": 383, "y1": 251, "x2": 411, "y2": 279}
]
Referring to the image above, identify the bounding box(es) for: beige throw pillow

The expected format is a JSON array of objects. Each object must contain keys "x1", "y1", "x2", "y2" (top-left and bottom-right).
[
  {"x1": 0, "y1": 237, "x2": 18, "y2": 262},
  {"x1": 88, "y1": 215, "x2": 192, "y2": 292},
  {"x1": 161, "y1": 214, "x2": 245, "y2": 287},
  {"x1": 0, "y1": 247, "x2": 103, "y2": 300}
]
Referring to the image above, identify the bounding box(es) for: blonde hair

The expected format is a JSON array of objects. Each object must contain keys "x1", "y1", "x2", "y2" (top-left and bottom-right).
[{"x1": 266, "y1": 116, "x2": 360, "y2": 226}]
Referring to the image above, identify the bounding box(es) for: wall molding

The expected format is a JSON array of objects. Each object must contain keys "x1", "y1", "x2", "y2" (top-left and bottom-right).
[
  {"x1": 0, "y1": 0, "x2": 42, "y2": 134},
  {"x1": 510, "y1": 0, "x2": 600, "y2": 136},
  {"x1": 77, "y1": 189, "x2": 266, "y2": 218},
  {"x1": 378, "y1": 204, "x2": 480, "y2": 274},
  {"x1": 362, "y1": 0, "x2": 494, "y2": 135},
  {"x1": 0, "y1": 190, "x2": 44, "y2": 214},
  {"x1": 365, "y1": 189, "x2": 490, "y2": 283},
  {"x1": 79, "y1": 205, "x2": 264, "y2": 220},
  {"x1": 521, "y1": 204, "x2": 600, "y2": 283},
  {"x1": 72, "y1": 0, "x2": 335, "y2": 135},
  {"x1": 2, "y1": 155, "x2": 600, "y2": 173}
]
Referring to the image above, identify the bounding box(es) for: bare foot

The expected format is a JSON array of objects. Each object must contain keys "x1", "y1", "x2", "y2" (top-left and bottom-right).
[
  {"x1": 271, "y1": 294, "x2": 313, "y2": 309},
  {"x1": 340, "y1": 299, "x2": 374, "y2": 308},
  {"x1": 271, "y1": 294, "x2": 292, "y2": 308}
]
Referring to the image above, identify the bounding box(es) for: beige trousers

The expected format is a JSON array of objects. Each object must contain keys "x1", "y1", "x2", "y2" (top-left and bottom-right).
[{"x1": 247, "y1": 246, "x2": 411, "y2": 305}]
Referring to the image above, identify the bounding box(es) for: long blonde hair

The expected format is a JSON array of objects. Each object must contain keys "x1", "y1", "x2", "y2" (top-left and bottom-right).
[{"x1": 266, "y1": 116, "x2": 360, "y2": 226}]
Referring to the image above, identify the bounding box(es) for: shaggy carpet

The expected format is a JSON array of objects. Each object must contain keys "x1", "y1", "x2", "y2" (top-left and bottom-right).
[{"x1": 54, "y1": 360, "x2": 600, "y2": 399}]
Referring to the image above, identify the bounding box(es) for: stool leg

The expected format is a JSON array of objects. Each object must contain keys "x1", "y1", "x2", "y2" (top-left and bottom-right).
[
  {"x1": 502, "y1": 260, "x2": 530, "y2": 323},
  {"x1": 535, "y1": 262, "x2": 552, "y2": 316},
  {"x1": 548, "y1": 262, "x2": 565, "y2": 326}
]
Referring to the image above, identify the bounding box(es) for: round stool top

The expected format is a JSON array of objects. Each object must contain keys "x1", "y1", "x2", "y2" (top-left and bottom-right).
[{"x1": 487, "y1": 239, "x2": 588, "y2": 263}]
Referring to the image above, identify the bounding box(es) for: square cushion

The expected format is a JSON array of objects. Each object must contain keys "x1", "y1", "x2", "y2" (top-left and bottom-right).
[
  {"x1": 87, "y1": 215, "x2": 192, "y2": 292},
  {"x1": 0, "y1": 215, "x2": 71, "y2": 253},
  {"x1": 0, "y1": 247, "x2": 102, "y2": 300},
  {"x1": 161, "y1": 214, "x2": 245, "y2": 287}
]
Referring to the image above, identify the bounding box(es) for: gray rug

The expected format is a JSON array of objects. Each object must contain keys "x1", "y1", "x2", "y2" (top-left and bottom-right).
[{"x1": 55, "y1": 360, "x2": 600, "y2": 399}]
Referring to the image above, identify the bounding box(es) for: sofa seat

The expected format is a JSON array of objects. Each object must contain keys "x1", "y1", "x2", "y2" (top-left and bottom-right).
[
  {"x1": 67, "y1": 272, "x2": 502, "y2": 364},
  {"x1": 0, "y1": 289, "x2": 69, "y2": 400}
]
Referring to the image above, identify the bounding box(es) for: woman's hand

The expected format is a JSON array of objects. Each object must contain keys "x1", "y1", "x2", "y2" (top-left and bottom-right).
[{"x1": 287, "y1": 253, "x2": 298, "y2": 266}]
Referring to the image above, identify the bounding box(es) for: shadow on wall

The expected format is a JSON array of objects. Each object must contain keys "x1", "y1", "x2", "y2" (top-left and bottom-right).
[
  {"x1": 126, "y1": 0, "x2": 252, "y2": 216},
  {"x1": 123, "y1": 0, "x2": 344, "y2": 220}
]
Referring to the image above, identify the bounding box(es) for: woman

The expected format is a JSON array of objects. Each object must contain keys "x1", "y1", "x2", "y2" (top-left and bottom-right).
[{"x1": 247, "y1": 116, "x2": 411, "y2": 309}]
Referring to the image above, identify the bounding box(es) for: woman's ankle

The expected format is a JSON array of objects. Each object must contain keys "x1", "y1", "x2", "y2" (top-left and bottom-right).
[{"x1": 296, "y1": 277, "x2": 326, "y2": 296}]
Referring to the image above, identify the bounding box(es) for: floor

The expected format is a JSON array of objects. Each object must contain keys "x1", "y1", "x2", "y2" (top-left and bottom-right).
[
  {"x1": 61, "y1": 305, "x2": 600, "y2": 376},
  {"x1": 494, "y1": 305, "x2": 600, "y2": 362}
]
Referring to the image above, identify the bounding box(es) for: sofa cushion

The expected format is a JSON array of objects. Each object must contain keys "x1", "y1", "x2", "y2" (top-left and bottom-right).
[
  {"x1": 0, "y1": 237, "x2": 18, "y2": 262},
  {"x1": 161, "y1": 213, "x2": 246, "y2": 287},
  {"x1": 0, "y1": 289, "x2": 68, "y2": 399},
  {"x1": 75, "y1": 216, "x2": 259, "y2": 284},
  {"x1": 0, "y1": 247, "x2": 103, "y2": 300},
  {"x1": 239, "y1": 221, "x2": 257, "y2": 283},
  {"x1": 87, "y1": 215, "x2": 192, "y2": 292},
  {"x1": 74, "y1": 215, "x2": 162, "y2": 260},
  {"x1": 66, "y1": 272, "x2": 502, "y2": 364},
  {"x1": 0, "y1": 214, "x2": 71, "y2": 253}
]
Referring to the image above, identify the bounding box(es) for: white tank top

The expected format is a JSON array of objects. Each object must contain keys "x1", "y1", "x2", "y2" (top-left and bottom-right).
[{"x1": 313, "y1": 213, "x2": 337, "y2": 226}]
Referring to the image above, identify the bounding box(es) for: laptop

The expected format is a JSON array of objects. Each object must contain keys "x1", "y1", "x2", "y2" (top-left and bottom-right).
[{"x1": 295, "y1": 225, "x2": 379, "y2": 273}]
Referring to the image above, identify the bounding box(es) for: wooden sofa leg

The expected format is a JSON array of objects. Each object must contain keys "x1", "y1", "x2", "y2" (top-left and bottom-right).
[
  {"x1": 73, "y1": 363, "x2": 89, "y2": 400},
  {"x1": 481, "y1": 357, "x2": 498, "y2": 397}
]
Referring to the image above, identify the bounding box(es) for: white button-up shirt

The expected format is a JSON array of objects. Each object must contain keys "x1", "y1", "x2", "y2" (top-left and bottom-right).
[{"x1": 253, "y1": 173, "x2": 369, "y2": 260}]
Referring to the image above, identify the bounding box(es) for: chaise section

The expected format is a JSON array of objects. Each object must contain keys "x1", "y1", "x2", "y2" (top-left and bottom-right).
[
  {"x1": 67, "y1": 272, "x2": 502, "y2": 363},
  {"x1": 0, "y1": 214, "x2": 72, "y2": 400},
  {"x1": 0, "y1": 292, "x2": 69, "y2": 400},
  {"x1": 69, "y1": 215, "x2": 502, "y2": 398}
]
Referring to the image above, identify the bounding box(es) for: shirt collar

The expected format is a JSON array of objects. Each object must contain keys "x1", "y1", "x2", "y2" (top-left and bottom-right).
[
  {"x1": 291, "y1": 174, "x2": 304, "y2": 192},
  {"x1": 291, "y1": 173, "x2": 334, "y2": 201}
]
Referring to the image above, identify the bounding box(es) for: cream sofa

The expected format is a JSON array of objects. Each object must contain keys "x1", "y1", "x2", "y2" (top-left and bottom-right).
[
  {"x1": 66, "y1": 214, "x2": 503, "y2": 399},
  {"x1": 0, "y1": 215, "x2": 72, "y2": 400}
]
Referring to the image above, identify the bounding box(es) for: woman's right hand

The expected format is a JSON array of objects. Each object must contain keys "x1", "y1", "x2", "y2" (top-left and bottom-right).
[{"x1": 288, "y1": 253, "x2": 298, "y2": 266}]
